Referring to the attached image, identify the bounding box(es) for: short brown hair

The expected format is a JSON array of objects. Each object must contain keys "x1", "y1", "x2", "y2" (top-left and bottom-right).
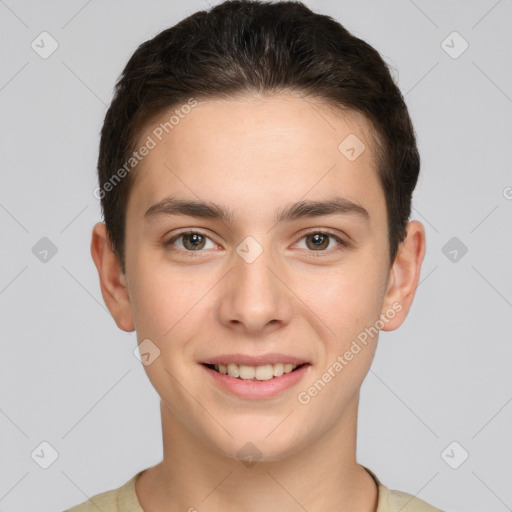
[{"x1": 97, "y1": 0, "x2": 420, "y2": 273}]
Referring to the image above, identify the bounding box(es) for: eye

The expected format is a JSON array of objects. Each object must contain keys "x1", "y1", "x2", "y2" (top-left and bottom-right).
[
  {"x1": 165, "y1": 231, "x2": 217, "y2": 252},
  {"x1": 295, "y1": 231, "x2": 347, "y2": 252}
]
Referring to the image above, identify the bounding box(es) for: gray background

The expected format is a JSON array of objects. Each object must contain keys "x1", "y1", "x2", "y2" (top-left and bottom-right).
[{"x1": 1, "y1": 0, "x2": 511, "y2": 511}]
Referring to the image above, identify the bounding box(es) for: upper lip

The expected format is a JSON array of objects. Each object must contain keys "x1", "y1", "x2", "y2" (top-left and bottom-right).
[{"x1": 201, "y1": 353, "x2": 310, "y2": 366}]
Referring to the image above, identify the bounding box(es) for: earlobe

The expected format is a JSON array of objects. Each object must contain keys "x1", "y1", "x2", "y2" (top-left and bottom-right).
[
  {"x1": 90, "y1": 222, "x2": 135, "y2": 332},
  {"x1": 380, "y1": 220, "x2": 426, "y2": 331}
]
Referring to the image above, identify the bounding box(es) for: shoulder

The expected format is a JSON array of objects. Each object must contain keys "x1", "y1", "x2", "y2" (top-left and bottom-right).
[
  {"x1": 63, "y1": 486, "x2": 119, "y2": 512},
  {"x1": 363, "y1": 467, "x2": 444, "y2": 512},
  {"x1": 384, "y1": 488, "x2": 444, "y2": 512},
  {"x1": 63, "y1": 471, "x2": 144, "y2": 512}
]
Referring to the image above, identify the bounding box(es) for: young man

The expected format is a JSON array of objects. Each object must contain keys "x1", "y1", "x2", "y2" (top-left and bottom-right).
[{"x1": 66, "y1": 1, "x2": 442, "y2": 510}]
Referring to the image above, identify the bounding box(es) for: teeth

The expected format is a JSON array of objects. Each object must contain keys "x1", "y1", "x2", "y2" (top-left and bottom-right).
[
  {"x1": 213, "y1": 362, "x2": 300, "y2": 380},
  {"x1": 239, "y1": 365, "x2": 255, "y2": 379},
  {"x1": 272, "y1": 363, "x2": 284, "y2": 377},
  {"x1": 227, "y1": 363, "x2": 239, "y2": 378}
]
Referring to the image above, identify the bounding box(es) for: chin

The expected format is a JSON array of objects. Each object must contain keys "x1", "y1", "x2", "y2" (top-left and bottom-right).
[{"x1": 208, "y1": 420, "x2": 309, "y2": 464}]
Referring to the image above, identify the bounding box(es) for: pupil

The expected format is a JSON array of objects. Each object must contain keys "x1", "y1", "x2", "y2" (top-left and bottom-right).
[{"x1": 186, "y1": 233, "x2": 204, "y2": 250}]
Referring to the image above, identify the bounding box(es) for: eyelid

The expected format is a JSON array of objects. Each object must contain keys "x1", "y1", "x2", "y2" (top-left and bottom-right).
[
  {"x1": 167, "y1": 228, "x2": 214, "y2": 240},
  {"x1": 298, "y1": 228, "x2": 347, "y2": 242}
]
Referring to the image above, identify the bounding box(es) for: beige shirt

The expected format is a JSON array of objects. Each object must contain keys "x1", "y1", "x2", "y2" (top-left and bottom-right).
[{"x1": 64, "y1": 467, "x2": 443, "y2": 512}]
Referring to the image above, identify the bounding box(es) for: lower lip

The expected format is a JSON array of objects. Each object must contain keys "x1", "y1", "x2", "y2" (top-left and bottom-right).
[{"x1": 202, "y1": 364, "x2": 310, "y2": 400}]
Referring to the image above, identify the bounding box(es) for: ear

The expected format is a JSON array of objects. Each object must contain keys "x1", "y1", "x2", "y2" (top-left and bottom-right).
[
  {"x1": 90, "y1": 222, "x2": 135, "y2": 332},
  {"x1": 380, "y1": 220, "x2": 426, "y2": 331}
]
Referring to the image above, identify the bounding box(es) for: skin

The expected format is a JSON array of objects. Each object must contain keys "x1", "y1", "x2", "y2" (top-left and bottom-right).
[{"x1": 91, "y1": 92, "x2": 426, "y2": 512}]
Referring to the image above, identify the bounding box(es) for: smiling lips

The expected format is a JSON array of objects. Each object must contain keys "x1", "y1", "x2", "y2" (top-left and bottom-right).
[
  {"x1": 201, "y1": 355, "x2": 311, "y2": 398},
  {"x1": 202, "y1": 353, "x2": 309, "y2": 382}
]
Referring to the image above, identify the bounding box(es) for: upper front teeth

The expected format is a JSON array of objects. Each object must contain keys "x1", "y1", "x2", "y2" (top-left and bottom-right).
[{"x1": 215, "y1": 363, "x2": 299, "y2": 380}]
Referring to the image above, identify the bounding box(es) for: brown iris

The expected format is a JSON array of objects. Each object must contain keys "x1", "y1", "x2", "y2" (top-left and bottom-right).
[
  {"x1": 305, "y1": 233, "x2": 330, "y2": 250},
  {"x1": 182, "y1": 233, "x2": 206, "y2": 250}
]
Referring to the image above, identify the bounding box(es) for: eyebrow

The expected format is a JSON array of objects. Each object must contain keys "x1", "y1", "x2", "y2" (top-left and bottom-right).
[{"x1": 144, "y1": 196, "x2": 370, "y2": 223}]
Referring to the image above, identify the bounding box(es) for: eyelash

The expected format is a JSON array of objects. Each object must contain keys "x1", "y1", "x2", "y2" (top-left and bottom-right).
[{"x1": 164, "y1": 230, "x2": 348, "y2": 256}]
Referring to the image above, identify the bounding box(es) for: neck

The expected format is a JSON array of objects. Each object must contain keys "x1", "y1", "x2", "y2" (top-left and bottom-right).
[{"x1": 136, "y1": 394, "x2": 378, "y2": 512}]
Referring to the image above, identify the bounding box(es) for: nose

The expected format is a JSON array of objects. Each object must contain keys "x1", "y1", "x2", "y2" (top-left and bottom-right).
[{"x1": 217, "y1": 242, "x2": 293, "y2": 334}]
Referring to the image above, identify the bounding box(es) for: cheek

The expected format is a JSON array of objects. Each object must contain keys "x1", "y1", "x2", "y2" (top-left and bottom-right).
[
  {"x1": 130, "y1": 259, "x2": 220, "y2": 354},
  {"x1": 294, "y1": 259, "x2": 385, "y2": 339}
]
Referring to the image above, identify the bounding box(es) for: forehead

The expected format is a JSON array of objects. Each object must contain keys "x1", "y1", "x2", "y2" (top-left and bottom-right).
[{"x1": 127, "y1": 93, "x2": 384, "y2": 224}]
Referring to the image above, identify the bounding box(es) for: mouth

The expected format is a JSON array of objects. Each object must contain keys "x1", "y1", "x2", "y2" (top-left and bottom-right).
[{"x1": 202, "y1": 362, "x2": 309, "y2": 381}]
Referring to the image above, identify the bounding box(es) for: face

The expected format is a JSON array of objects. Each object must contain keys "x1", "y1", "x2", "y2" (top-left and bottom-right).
[{"x1": 93, "y1": 93, "x2": 424, "y2": 463}]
